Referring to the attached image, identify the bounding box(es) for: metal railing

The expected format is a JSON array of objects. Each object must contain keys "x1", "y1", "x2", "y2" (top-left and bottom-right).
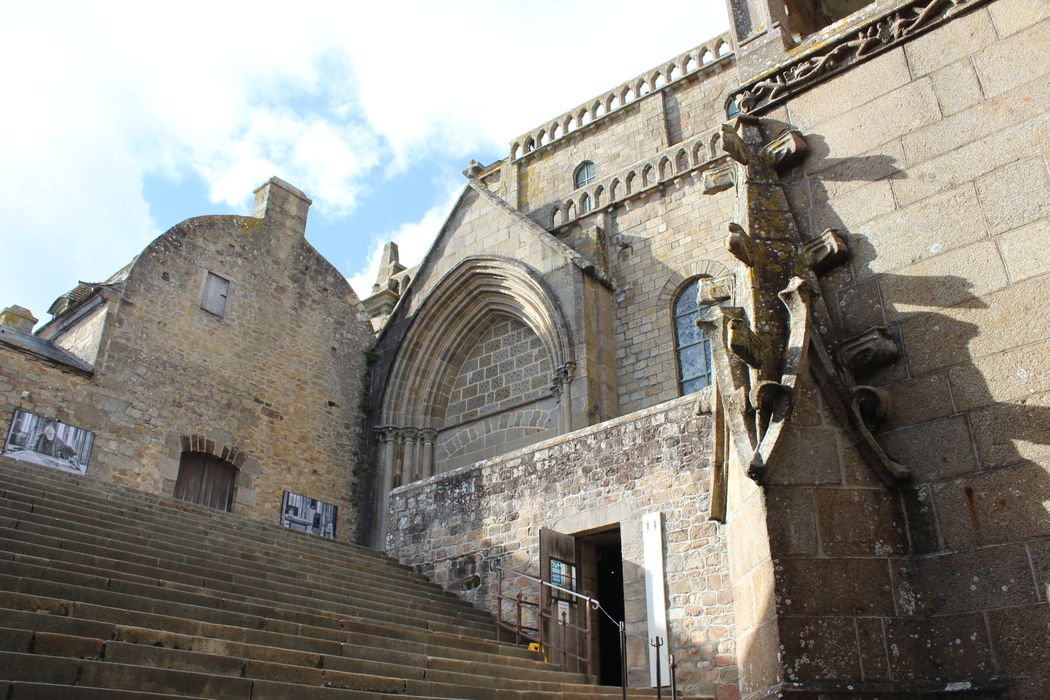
[{"x1": 495, "y1": 567, "x2": 679, "y2": 700}]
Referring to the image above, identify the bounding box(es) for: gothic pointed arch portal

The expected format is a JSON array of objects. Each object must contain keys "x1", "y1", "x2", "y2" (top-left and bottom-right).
[{"x1": 376, "y1": 256, "x2": 575, "y2": 526}]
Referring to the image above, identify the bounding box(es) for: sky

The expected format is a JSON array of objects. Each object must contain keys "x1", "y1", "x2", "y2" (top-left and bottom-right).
[{"x1": 0, "y1": 1, "x2": 729, "y2": 324}]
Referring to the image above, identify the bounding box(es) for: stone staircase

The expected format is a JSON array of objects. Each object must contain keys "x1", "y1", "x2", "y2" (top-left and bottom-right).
[{"x1": 0, "y1": 457, "x2": 707, "y2": 699}]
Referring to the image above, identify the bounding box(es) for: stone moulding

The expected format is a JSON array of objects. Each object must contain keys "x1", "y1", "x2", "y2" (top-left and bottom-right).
[
  {"x1": 698, "y1": 116, "x2": 910, "y2": 492},
  {"x1": 726, "y1": 0, "x2": 992, "y2": 116}
]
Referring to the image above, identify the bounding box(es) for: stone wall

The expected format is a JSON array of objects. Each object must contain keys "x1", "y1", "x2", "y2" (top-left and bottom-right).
[
  {"x1": 442, "y1": 316, "x2": 552, "y2": 427},
  {"x1": 388, "y1": 395, "x2": 738, "y2": 699},
  {"x1": 0, "y1": 179, "x2": 375, "y2": 542},
  {"x1": 731, "y1": 1, "x2": 1050, "y2": 696}
]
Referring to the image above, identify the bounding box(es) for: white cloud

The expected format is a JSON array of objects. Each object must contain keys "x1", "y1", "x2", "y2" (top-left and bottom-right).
[
  {"x1": 0, "y1": 0, "x2": 728, "y2": 320},
  {"x1": 347, "y1": 183, "x2": 465, "y2": 299}
]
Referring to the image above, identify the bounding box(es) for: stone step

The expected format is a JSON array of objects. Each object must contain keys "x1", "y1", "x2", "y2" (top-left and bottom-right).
[
  {"x1": 0, "y1": 564, "x2": 508, "y2": 659},
  {"x1": 0, "y1": 472, "x2": 462, "y2": 602},
  {"x1": 2, "y1": 683, "x2": 212, "y2": 700},
  {"x1": 0, "y1": 460, "x2": 712, "y2": 698},
  {"x1": 0, "y1": 493, "x2": 492, "y2": 628},
  {"x1": 0, "y1": 551, "x2": 490, "y2": 643},
  {"x1": 0, "y1": 620, "x2": 589, "y2": 689},
  {"x1": 0, "y1": 460, "x2": 399, "y2": 570},
  {"x1": 0, "y1": 517, "x2": 491, "y2": 634},
  {"x1": 0, "y1": 581, "x2": 537, "y2": 669},
  {"x1": 0, "y1": 648, "x2": 700, "y2": 700},
  {"x1": 0, "y1": 602, "x2": 556, "y2": 676}
]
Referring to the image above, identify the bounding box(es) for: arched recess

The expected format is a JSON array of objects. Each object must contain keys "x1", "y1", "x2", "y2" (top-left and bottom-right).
[{"x1": 382, "y1": 256, "x2": 573, "y2": 430}]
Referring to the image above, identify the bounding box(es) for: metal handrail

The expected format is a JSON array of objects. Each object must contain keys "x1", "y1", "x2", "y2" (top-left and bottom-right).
[{"x1": 495, "y1": 566, "x2": 679, "y2": 700}]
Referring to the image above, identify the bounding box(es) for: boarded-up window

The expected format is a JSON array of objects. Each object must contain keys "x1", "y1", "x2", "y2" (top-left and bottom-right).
[
  {"x1": 173, "y1": 451, "x2": 237, "y2": 511},
  {"x1": 201, "y1": 272, "x2": 230, "y2": 317}
]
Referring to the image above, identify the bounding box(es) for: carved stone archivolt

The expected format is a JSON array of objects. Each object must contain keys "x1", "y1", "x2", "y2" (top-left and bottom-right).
[
  {"x1": 698, "y1": 116, "x2": 910, "y2": 504},
  {"x1": 727, "y1": 0, "x2": 990, "y2": 116}
]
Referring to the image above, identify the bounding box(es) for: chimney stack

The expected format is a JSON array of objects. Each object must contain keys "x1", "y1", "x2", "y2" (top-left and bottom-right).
[
  {"x1": 253, "y1": 177, "x2": 312, "y2": 237},
  {"x1": 0, "y1": 305, "x2": 38, "y2": 333}
]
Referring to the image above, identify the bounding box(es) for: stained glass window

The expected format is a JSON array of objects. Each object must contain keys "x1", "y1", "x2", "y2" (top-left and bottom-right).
[{"x1": 674, "y1": 277, "x2": 713, "y2": 394}]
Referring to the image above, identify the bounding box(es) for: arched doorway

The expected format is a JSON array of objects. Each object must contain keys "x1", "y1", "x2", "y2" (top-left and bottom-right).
[{"x1": 173, "y1": 451, "x2": 238, "y2": 511}]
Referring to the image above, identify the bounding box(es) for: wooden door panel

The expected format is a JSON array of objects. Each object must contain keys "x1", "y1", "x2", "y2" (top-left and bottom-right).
[{"x1": 175, "y1": 452, "x2": 237, "y2": 512}]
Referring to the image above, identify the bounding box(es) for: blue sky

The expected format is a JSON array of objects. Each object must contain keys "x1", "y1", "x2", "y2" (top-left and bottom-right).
[{"x1": 0, "y1": 1, "x2": 729, "y2": 323}]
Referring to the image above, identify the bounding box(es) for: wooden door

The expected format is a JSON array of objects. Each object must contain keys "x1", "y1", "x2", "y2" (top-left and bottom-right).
[
  {"x1": 174, "y1": 452, "x2": 237, "y2": 511},
  {"x1": 540, "y1": 527, "x2": 578, "y2": 604},
  {"x1": 539, "y1": 527, "x2": 581, "y2": 668}
]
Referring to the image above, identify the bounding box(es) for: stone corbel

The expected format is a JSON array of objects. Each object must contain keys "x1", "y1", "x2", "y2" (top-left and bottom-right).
[
  {"x1": 727, "y1": 223, "x2": 760, "y2": 267},
  {"x1": 702, "y1": 165, "x2": 735, "y2": 194},
  {"x1": 802, "y1": 228, "x2": 849, "y2": 274},
  {"x1": 761, "y1": 129, "x2": 807, "y2": 172},
  {"x1": 699, "y1": 274, "x2": 734, "y2": 306},
  {"x1": 840, "y1": 326, "x2": 900, "y2": 375}
]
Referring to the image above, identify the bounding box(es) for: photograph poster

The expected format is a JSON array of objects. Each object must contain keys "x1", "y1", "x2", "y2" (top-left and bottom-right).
[
  {"x1": 3, "y1": 409, "x2": 94, "y2": 474},
  {"x1": 280, "y1": 490, "x2": 337, "y2": 539}
]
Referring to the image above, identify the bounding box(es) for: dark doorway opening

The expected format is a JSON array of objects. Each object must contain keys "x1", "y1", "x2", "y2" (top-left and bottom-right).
[
  {"x1": 173, "y1": 451, "x2": 237, "y2": 511},
  {"x1": 579, "y1": 527, "x2": 624, "y2": 686}
]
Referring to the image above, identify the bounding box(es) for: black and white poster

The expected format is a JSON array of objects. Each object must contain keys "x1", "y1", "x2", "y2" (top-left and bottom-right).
[
  {"x1": 281, "y1": 490, "x2": 337, "y2": 539},
  {"x1": 3, "y1": 409, "x2": 94, "y2": 474}
]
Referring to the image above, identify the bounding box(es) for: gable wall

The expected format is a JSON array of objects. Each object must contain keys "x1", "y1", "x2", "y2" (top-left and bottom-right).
[{"x1": 2, "y1": 204, "x2": 374, "y2": 542}]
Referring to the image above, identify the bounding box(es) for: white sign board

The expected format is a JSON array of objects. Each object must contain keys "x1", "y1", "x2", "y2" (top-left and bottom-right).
[{"x1": 642, "y1": 511, "x2": 670, "y2": 686}]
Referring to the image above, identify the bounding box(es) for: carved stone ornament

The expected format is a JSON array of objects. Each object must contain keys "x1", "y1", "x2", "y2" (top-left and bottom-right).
[
  {"x1": 761, "y1": 129, "x2": 808, "y2": 172},
  {"x1": 702, "y1": 165, "x2": 735, "y2": 194},
  {"x1": 699, "y1": 117, "x2": 909, "y2": 502},
  {"x1": 840, "y1": 326, "x2": 900, "y2": 375},
  {"x1": 727, "y1": 0, "x2": 989, "y2": 116},
  {"x1": 698, "y1": 274, "x2": 734, "y2": 306},
  {"x1": 803, "y1": 228, "x2": 850, "y2": 274}
]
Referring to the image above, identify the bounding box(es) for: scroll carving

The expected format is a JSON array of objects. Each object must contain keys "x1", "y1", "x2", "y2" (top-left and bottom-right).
[{"x1": 728, "y1": 0, "x2": 990, "y2": 116}]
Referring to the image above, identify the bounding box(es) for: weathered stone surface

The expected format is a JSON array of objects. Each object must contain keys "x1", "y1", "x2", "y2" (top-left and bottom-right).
[
  {"x1": 814, "y1": 488, "x2": 908, "y2": 556},
  {"x1": 884, "y1": 613, "x2": 997, "y2": 681},
  {"x1": 972, "y1": 14, "x2": 1050, "y2": 97},
  {"x1": 877, "y1": 416, "x2": 976, "y2": 482},
  {"x1": 777, "y1": 558, "x2": 895, "y2": 616},
  {"x1": 932, "y1": 464, "x2": 1050, "y2": 548},
  {"x1": 915, "y1": 544, "x2": 1039, "y2": 614}
]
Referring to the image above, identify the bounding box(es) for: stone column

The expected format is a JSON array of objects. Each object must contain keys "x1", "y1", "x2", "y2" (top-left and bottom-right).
[
  {"x1": 400, "y1": 428, "x2": 418, "y2": 486},
  {"x1": 557, "y1": 362, "x2": 576, "y2": 433},
  {"x1": 376, "y1": 426, "x2": 398, "y2": 546},
  {"x1": 420, "y1": 429, "x2": 437, "y2": 478}
]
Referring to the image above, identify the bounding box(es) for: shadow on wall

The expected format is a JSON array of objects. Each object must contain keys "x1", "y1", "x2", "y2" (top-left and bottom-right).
[{"x1": 761, "y1": 128, "x2": 1050, "y2": 692}]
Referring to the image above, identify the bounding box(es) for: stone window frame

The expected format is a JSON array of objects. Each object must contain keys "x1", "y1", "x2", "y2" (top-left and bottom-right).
[
  {"x1": 672, "y1": 276, "x2": 714, "y2": 395},
  {"x1": 199, "y1": 270, "x2": 232, "y2": 318},
  {"x1": 574, "y1": 161, "x2": 596, "y2": 189}
]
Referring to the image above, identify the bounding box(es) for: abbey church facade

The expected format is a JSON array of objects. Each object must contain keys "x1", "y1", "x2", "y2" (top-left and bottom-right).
[{"x1": 2, "y1": 0, "x2": 1048, "y2": 698}]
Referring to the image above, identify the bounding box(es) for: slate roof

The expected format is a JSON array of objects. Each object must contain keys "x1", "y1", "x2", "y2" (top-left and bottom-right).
[{"x1": 0, "y1": 325, "x2": 93, "y2": 374}]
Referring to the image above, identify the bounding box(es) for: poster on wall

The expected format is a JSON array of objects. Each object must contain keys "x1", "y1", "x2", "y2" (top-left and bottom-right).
[
  {"x1": 280, "y1": 490, "x2": 337, "y2": 540},
  {"x1": 3, "y1": 409, "x2": 94, "y2": 474}
]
